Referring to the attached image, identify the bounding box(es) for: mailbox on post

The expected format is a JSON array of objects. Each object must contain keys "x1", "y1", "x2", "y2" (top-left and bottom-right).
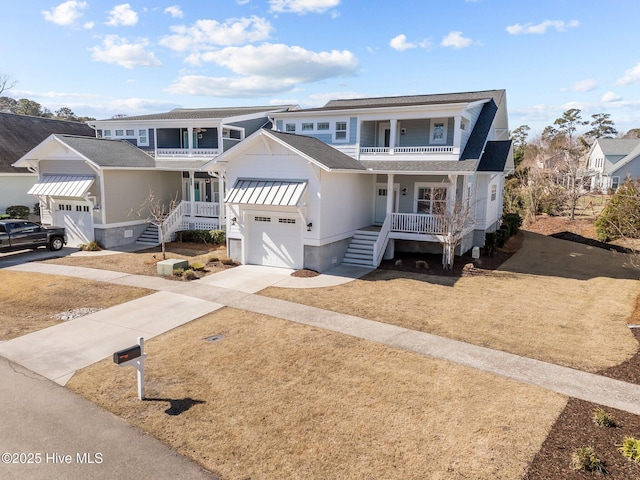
[
  {"x1": 113, "y1": 337, "x2": 146, "y2": 400},
  {"x1": 113, "y1": 345, "x2": 141, "y2": 365}
]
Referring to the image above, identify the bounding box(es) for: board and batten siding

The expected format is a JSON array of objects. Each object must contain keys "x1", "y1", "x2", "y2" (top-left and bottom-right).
[
  {"x1": 0, "y1": 174, "x2": 37, "y2": 212},
  {"x1": 102, "y1": 170, "x2": 182, "y2": 224}
]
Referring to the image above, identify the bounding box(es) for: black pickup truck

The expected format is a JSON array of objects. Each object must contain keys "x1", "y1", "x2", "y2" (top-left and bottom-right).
[{"x1": 0, "y1": 220, "x2": 67, "y2": 252}]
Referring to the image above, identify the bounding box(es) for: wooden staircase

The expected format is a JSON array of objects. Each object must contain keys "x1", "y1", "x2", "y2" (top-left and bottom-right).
[{"x1": 342, "y1": 230, "x2": 379, "y2": 267}]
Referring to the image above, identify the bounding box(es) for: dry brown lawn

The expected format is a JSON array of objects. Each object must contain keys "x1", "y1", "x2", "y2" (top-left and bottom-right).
[
  {"x1": 0, "y1": 270, "x2": 152, "y2": 340},
  {"x1": 44, "y1": 242, "x2": 230, "y2": 277},
  {"x1": 68, "y1": 307, "x2": 567, "y2": 480},
  {"x1": 261, "y1": 232, "x2": 640, "y2": 373}
]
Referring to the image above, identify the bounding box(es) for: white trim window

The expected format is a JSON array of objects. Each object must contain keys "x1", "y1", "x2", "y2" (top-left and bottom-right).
[
  {"x1": 285, "y1": 123, "x2": 296, "y2": 133},
  {"x1": 102, "y1": 129, "x2": 112, "y2": 138},
  {"x1": 415, "y1": 184, "x2": 448, "y2": 214},
  {"x1": 430, "y1": 118, "x2": 447, "y2": 144},
  {"x1": 115, "y1": 129, "x2": 124, "y2": 137},
  {"x1": 138, "y1": 129, "x2": 148, "y2": 146},
  {"x1": 491, "y1": 184, "x2": 497, "y2": 201},
  {"x1": 335, "y1": 121, "x2": 347, "y2": 142},
  {"x1": 301, "y1": 123, "x2": 313, "y2": 131},
  {"x1": 611, "y1": 176, "x2": 620, "y2": 191},
  {"x1": 317, "y1": 122, "x2": 330, "y2": 131}
]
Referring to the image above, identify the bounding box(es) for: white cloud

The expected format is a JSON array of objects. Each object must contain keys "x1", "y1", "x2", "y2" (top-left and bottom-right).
[
  {"x1": 159, "y1": 16, "x2": 272, "y2": 52},
  {"x1": 90, "y1": 35, "x2": 161, "y2": 69},
  {"x1": 617, "y1": 62, "x2": 640, "y2": 86},
  {"x1": 441, "y1": 31, "x2": 473, "y2": 48},
  {"x1": 168, "y1": 44, "x2": 358, "y2": 97},
  {"x1": 106, "y1": 4, "x2": 139, "y2": 27},
  {"x1": 269, "y1": 0, "x2": 340, "y2": 14},
  {"x1": 192, "y1": 43, "x2": 357, "y2": 80},
  {"x1": 506, "y1": 20, "x2": 579, "y2": 35},
  {"x1": 164, "y1": 5, "x2": 184, "y2": 19},
  {"x1": 389, "y1": 34, "x2": 415, "y2": 51},
  {"x1": 569, "y1": 79, "x2": 598, "y2": 92},
  {"x1": 602, "y1": 91, "x2": 622, "y2": 102},
  {"x1": 237, "y1": 0, "x2": 251, "y2": 4},
  {"x1": 42, "y1": 1, "x2": 88, "y2": 26}
]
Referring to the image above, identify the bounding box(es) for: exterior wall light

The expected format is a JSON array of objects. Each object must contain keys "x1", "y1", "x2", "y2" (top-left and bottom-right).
[
  {"x1": 231, "y1": 217, "x2": 237, "y2": 226},
  {"x1": 307, "y1": 222, "x2": 312, "y2": 231}
]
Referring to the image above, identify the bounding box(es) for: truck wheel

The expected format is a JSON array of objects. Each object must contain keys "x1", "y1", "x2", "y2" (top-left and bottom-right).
[{"x1": 49, "y1": 237, "x2": 64, "y2": 251}]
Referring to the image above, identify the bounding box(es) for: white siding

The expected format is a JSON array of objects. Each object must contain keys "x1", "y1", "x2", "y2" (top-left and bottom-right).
[
  {"x1": 0, "y1": 174, "x2": 38, "y2": 213},
  {"x1": 40, "y1": 159, "x2": 95, "y2": 175}
]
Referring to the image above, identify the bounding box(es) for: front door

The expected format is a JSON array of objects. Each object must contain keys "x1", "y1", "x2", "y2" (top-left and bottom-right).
[{"x1": 374, "y1": 183, "x2": 398, "y2": 224}]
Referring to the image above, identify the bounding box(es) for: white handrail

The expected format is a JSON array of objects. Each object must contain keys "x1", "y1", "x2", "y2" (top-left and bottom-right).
[{"x1": 372, "y1": 215, "x2": 392, "y2": 267}]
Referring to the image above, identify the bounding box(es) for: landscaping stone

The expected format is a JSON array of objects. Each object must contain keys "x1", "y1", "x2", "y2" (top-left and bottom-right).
[{"x1": 157, "y1": 258, "x2": 188, "y2": 275}]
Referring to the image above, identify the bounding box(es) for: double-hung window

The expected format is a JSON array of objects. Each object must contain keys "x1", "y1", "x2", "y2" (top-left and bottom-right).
[
  {"x1": 335, "y1": 121, "x2": 347, "y2": 141},
  {"x1": 285, "y1": 123, "x2": 296, "y2": 133},
  {"x1": 138, "y1": 129, "x2": 148, "y2": 145},
  {"x1": 416, "y1": 185, "x2": 447, "y2": 214}
]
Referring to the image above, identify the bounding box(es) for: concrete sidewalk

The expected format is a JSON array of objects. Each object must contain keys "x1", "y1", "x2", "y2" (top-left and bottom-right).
[{"x1": 4, "y1": 261, "x2": 640, "y2": 417}]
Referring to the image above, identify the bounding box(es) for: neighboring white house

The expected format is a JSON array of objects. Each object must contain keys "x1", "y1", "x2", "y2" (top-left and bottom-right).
[
  {"x1": 204, "y1": 90, "x2": 514, "y2": 271},
  {"x1": 586, "y1": 138, "x2": 640, "y2": 192},
  {"x1": 0, "y1": 113, "x2": 95, "y2": 215}
]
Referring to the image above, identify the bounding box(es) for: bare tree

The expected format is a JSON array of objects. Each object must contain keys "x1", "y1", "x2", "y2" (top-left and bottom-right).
[
  {"x1": 0, "y1": 74, "x2": 16, "y2": 96},
  {"x1": 431, "y1": 189, "x2": 475, "y2": 270},
  {"x1": 134, "y1": 190, "x2": 179, "y2": 260}
]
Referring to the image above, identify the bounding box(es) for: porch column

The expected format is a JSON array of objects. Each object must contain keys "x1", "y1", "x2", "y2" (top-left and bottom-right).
[
  {"x1": 389, "y1": 119, "x2": 398, "y2": 153},
  {"x1": 189, "y1": 171, "x2": 195, "y2": 217},
  {"x1": 453, "y1": 116, "x2": 462, "y2": 153},
  {"x1": 386, "y1": 173, "x2": 394, "y2": 215},
  {"x1": 218, "y1": 174, "x2": 225, "y2": 228},
  {"x1": 187, "y1": 127, "x2": 194, "y2": 156}
]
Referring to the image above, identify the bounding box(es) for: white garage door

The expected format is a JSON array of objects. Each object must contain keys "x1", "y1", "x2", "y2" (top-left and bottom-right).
[
  {"x1": 247, "y1": 214, "x2": 302, "y2": 269},
  {"x1": 53, "y1": 200, "x2": 94, "y2": 247}
]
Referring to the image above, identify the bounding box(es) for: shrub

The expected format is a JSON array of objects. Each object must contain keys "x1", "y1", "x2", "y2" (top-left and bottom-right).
[
  {"x1": 208, "y1": 256, "x2": 219, "y2": 263},
  {"x1": 172, "y1": 268, "x2": 184, "y2": 276},
  {"x1": 209, "y1": 229, "x2": 225, "y2": 245},
  {"x1": 495, "y1": 227, "x2": 509, "y2": 248},
  {"x1": 570, "y1": 447, "x2": 606, "y2": 473},
  {"x1": 484, "y1": 232, "x2": 497, "y2": 256},
  {"x1": 190, "y1": 262, "x2": 206, "y2": 271},
  {"x1": 5, "y1": 205, "x2": 30, "y2": 219},
  {"x1": 78, "y1": 241, "x2": 102, "y2": 251},
  {"x1": 502, "y1": 213, "x2": 522, "y2": 234},
  {"x1": 595, "y1": 178, "x2": 640, "y2": 242},
  {"x1": 183, "y1": 269, "x2": 197, "y2": 280},
  {"x1": 619, "y1": 437, "x2": 640, "y2": 463},
  {"x1": 593, "y1": 407, "x2": 616, "y2": 428},
  {"x1": 221, "y1": 257, "x2": 236, "y2": 266}
]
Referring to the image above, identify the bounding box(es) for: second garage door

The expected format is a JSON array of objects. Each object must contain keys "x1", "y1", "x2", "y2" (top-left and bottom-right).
[
  {"x1": 247, "y1": 214, "x2": 302, "y2": 269},
  {"x1": 53, "y1": 200, "x2": 94, "y2": 247}
]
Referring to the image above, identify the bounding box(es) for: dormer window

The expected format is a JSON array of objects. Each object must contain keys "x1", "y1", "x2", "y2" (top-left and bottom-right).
[{"x1": 430, "y1": 119, "x2": 447, "y2": 144}]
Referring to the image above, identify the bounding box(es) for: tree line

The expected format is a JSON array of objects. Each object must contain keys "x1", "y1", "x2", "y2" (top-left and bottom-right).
[{"x1": 0, "y1": 74, "x2": 95, "y2": 123}]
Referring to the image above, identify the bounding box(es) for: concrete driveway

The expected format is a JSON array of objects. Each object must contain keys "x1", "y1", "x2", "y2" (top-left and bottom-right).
[{"x1": 0, "y1": 246, "x2": 75, "y2": 268}]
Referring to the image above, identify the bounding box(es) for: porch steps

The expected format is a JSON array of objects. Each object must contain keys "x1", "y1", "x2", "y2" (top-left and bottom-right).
[
  {"x1": 136, "y1": 224, "x2": 160, "y2": 246},
  {"x1": 342, "y1": 230, "x2": 379, "y2": 267}
]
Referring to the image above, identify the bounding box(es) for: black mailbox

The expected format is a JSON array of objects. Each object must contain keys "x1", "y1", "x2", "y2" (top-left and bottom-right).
[{"x1": 113, "y1": 345, "x2": 142, "y2": 364}]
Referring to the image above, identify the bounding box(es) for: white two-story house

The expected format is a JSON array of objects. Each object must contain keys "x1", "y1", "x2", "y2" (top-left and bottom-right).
[
  {"x1": 586, "y1": 138, "x2": 640, "y2": 192},
  {"x1": 206, "y1": 90, "x2": 513, "y2": 271}
]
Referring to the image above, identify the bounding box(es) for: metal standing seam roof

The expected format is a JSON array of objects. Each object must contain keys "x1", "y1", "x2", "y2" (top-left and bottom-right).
[
  {"x1": 28, "y1": 175, "x2": 95, "y2": 197},
  {"x1": 225, "y1": 179, "x2": 308, "y2": 206}
]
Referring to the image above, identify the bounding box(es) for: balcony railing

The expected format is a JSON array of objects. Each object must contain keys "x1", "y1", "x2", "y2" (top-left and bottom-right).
[
  {"x1": 390, "y1": 212, "x2": 444, "y2": 235},
  {"x1": 156, "y1": 148, "x2": 219, "y2": 157},
  {"x1": 360, "y1": 146, "x2": 455, "y2": 154}
]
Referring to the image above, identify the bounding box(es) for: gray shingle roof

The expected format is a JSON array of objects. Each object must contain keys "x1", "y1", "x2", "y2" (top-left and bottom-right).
[
  {"x1": 300, "y1": 89, "x2": 505, "y2": 112},
  {"x1": 461, "y1": 100, "x2": 498, "y2": 160},
  {"x1": 55, "y1": 135, "x2": 156, "y2": 168},
  {"x1": 597, "y1": 138, "x2": 640, "y2": 157},
  {"x1": 96, "y1": 105, "x2": 296, "y2": 122},
  {"x1": 359, "y1": 159, "x2": 479, "y2": 173},
  {"x1": 478, "y1": 141, "x2": 512, "y2": 172},
  {"x1": 0, "y1": 113, "x2": 95, "y2": 173},
  {"x1": 265, "y1": 130, "x2": 366, "y2": 170}
]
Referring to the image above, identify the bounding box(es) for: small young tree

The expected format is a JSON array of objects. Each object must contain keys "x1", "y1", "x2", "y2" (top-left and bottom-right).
[
  {"x1": 134, "y1": 190, "x2": 179, "y2": 260},
  {"x1": 431, "y1": 189, "x2": 474, "y2": 270}
]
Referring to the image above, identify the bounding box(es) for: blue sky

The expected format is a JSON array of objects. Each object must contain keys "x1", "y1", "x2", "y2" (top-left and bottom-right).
[{"x1": 2, "y1": 0, "x2": 639, "y2": 136}]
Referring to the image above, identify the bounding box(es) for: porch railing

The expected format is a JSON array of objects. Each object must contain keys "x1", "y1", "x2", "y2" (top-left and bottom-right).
[
  {"x1": 360, "y1": 146, "x2": 455, "y2": 154},
  {"x1": 390, "y1": 212, "x2": 444, "y2": 235},
  {"x1": 156, "y1": 148, "x2": 219, "y2": 157},
  {"x1": 161, "y1": 200, "x2": 221, "y2": 241}
]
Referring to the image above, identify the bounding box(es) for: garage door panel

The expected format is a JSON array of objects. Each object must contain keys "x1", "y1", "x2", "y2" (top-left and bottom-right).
[
  {"x1": 54, "y1": 200, "x2": 93, "y2": 247},
  {"x1": 247, "y1": 214, "x2": 302, "y2": 269}
]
